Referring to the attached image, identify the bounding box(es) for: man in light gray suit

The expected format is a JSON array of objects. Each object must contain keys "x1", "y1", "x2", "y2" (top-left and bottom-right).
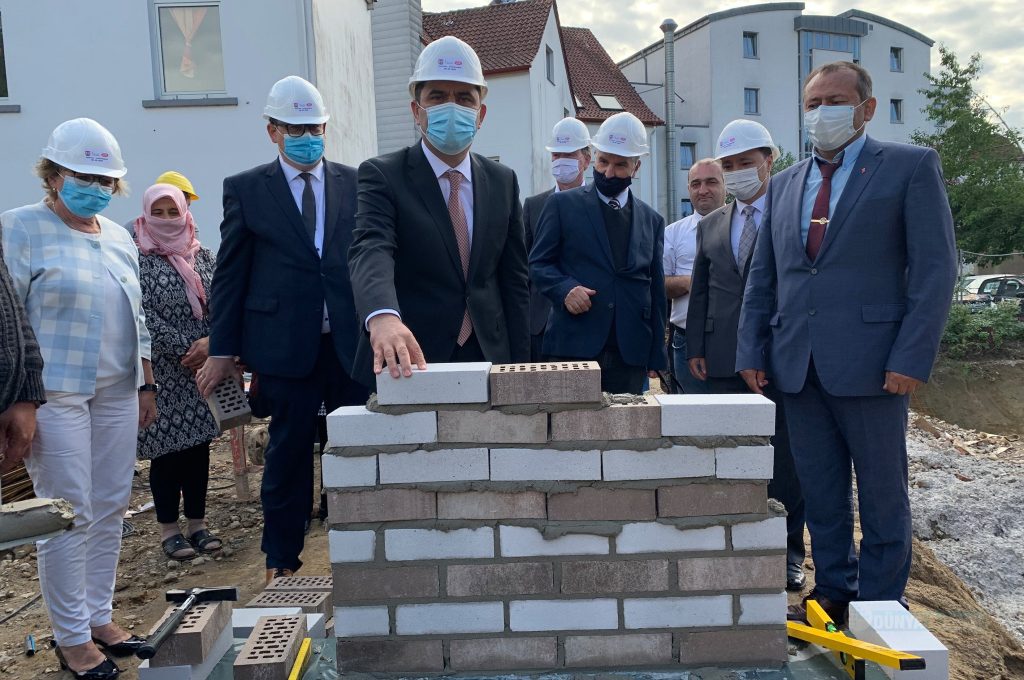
[
  {"x1": 737, "y1": 62, "x2": 957, "y2": 624},
  {"x1": 687, "y1": 120, "x2": 806, "y2": 592}
]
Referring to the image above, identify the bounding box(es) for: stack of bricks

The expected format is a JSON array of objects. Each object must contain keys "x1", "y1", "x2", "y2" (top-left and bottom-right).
[{"x1": 325, "y1": 362, "x2": 787, "y2": 675}]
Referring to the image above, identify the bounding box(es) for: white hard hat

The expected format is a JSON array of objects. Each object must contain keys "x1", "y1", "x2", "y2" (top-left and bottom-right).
[
  {"x1": 263, "y1": 76, "x2": 329, "y2": 124},
  {"x1": 42, "y1": 118, "x2": 127, "y2": 178},
  {"x1": 592, "y1": 112, "x2": 649, "y2": 157},
  {"x1": 715, "y1": 119, "x2": 780, "y2": 161},
  {"x1": 545, "y1": 117, "x2": 591, "y2": 153},
  {"x1": 409, "y1": 36, "x2": 488, "y2": 99}
]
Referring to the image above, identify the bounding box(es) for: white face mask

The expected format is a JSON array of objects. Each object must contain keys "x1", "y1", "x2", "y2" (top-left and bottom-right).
[
  {"x1": 551, "y1": 157, "x2": 582, "y2": 185},
  {"x1": 723, "y1": 159, "x2": 768, "y2": 201},
  {"x1": 804, "y1": 102, "x2": 866, "y2": 151}
]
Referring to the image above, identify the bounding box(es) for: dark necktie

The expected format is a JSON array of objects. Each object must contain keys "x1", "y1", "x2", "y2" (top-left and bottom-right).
[
  {"x1": 608, "y1": 198, "x2": 621, "y2": 210},
  {"x1": 300, "y1": 172, "x2": 316, "y2": 244},
  {"x1": 806, "y1": 160, "x2": 838, "y2": 261}
]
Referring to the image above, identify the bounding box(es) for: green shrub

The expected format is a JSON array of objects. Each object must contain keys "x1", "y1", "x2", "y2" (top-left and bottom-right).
[{"x1": 941, "y1": 301, "x2": 1024, "y2": 358}]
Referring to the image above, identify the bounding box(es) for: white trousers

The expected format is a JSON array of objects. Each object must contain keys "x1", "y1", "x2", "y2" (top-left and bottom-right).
[{"x1": 26, "y1": 378, "x2": 138, "y2": 646}]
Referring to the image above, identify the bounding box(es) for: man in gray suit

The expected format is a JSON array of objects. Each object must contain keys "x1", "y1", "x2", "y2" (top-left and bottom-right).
[
  {"x1": 522, "y1": 118, "x2": 591, "y2": 361},
  {"x1": 737, "y1": 62, "x2": 957, "y2": 623},
  {"x1": 687, "y1": 120, "x2": 806, "y2": 592}
]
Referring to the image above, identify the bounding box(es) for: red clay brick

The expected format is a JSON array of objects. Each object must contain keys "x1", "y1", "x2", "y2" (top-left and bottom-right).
[
  {"x1": 677, "y1": 629, "x2": 787, "y2": 666},
  {"x1": 337, "y1": 639, "x2": 444, "y2": 672},
  {"x1": 678, "y1": 556, "x2": 785, "y2": 591},
  {"x1": 561, "y1": 560, "x2": 668, "y2": 594},
  {"x1": 449, "y1": 637, "x2": 557, "y2": 670},
  {"x1": 332, "y1": 564, "x2": 438, "y2": 601},
  {"x1": 548, "y1": 487, "x2": 656, "y2": 521},
  {"x1": 447, "y1": 562, "x2": 554, "y2": 597},
  {"x1": 550, "y1": 396, "x2": 660, "y2": 441},
  {"x1": 658, "y1": 483, "x2": 766, "y2": 517},
  {"x1": 565, "y1": 633, "x2": 672, "y2": 667},
  {"x1": 328, "y1": 488, "x2": 435, "y2": 523},
  {"x1": 438, "y1": 491, "x2": 546, "y2": 520}
]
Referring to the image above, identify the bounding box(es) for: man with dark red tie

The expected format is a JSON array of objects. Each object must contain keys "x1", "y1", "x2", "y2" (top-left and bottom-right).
[{"x1": 736, "y1": 62, "x2": 957, "y2": 624}]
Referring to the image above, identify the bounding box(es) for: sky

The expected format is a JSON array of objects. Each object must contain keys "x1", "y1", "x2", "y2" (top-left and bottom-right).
[{"x1": 422, "y1": 0, "x2": 1024, "y2": 131}]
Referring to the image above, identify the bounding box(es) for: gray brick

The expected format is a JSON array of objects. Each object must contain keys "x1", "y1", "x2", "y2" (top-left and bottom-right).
[
  {"x1": 678, "y1": 628, "x2": 787, "y2": 667},
  {"x1": 490, "y1": 362, "x2": 601, "y2": 405},
  {"x1": 561, "y1": 560, "x2": 669, "y2": 594},
  {"x1": 447, "y1": 562, "x2": 554, "y2": 597},
  {"x1": 438, "y1": 410, "x2": 548, "y2": 443},
  {"x1": 550, "y1": 395, "x2": 660, "y2": 441},
  {"x1": 337, "y1": 639, "x2": 443, "y2": 672},
  {"x1": 565, "y1": 633, "x2": 673, "y2": 667},
  {"x1": 548, "y1": 487, "x2": 656, "y2": 521},
  {"x1": 332, "y1": 564, "x2": 439, "y2": 601},
  {"x1": 450, "y1": 637, "x2": 557, "y2": 670},
  {"x1": 658, "y1": 482, "x2": 766, "y2": 517}
]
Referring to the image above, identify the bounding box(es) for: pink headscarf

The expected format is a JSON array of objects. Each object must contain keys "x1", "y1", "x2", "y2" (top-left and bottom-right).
[{"x1": 134, "y1": 183, "x2": 206, "y2": 319}]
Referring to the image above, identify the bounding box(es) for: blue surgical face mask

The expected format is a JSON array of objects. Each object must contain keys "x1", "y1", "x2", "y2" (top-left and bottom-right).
[
  {"x1": 59, "y1": 175, "x2": 114, "y2": 218},
  {"x1": 420, "y1": 102, "x2": 479, "y2": 155},
  {"x1": 283, "y1": 133, "x2": 325, "y2": 166}
]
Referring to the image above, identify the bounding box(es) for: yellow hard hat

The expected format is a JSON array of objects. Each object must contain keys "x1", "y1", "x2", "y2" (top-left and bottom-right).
[{"x1": 154, "y1": 171, "x2": 199, "y2": 201}]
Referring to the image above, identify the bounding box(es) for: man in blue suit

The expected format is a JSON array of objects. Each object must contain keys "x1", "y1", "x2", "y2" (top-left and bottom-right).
[
  {"x1": 531, "y1": 112, "x2": 667, "y2": 393},
  {"x1": 198, "y1": 76, "x2": 367, "y2": 584},
  {"x1": 737, "y1": 62, "x2": 957, "y2": 623}
]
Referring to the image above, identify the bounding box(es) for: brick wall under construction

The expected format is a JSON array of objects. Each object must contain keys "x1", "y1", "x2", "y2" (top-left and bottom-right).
[{"x1": 324, "y1": 362, "x2": 787, "y2": 675}]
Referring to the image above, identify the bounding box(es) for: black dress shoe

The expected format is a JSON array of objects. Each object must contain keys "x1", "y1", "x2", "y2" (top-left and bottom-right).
[
  {"x1": 787, "y1": 588, "x2": 849, "y2": 626},
  {"x1": 55, "y1": 647, "x2": 121, "y2": 679},
  {"x1": 786, "y1": 565, "x2": 807, "y2": 592},
  {"x1": 92, "y1": 634, "x2": 146, "y2": 657}
]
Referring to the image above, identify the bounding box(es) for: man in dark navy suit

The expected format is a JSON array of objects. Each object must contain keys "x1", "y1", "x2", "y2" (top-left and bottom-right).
[
  {"x1": 531, "y1": 112, "x2": 667, "y2": 393},
  {"x1": 737, "y1": 62, "x2": 957, "y2": 623},
  {"x1": 199, "y1": 76, "x2": 367, "y2": 584}
]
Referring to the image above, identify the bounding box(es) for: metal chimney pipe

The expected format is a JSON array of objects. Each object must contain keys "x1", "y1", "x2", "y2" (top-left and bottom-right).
[{"x1": 660, "y1": 18, "x2": 678, "y2": 222}]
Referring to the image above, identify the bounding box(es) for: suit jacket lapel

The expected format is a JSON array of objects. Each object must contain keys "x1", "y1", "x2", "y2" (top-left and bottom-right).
[
  {"x1": 715, "y1": 204, "x2": 741, "y2": 278},
  {"x1": 786, "y1": 159, "x2": 815, "y2": 265},
  {"x1": 584, "y1": 185, "x2": 615, "y2": 268},
  {"x1": 264, "y1": 161, "x2": 317, "y2": 255},
  {"x1": 817, "y1": 137, "x2": 883, "y2": 259},
  {"x1": 407, "y1": 144, "x2": 464, "y2": 278},
  {"x1": 468, "y1": 154, "x2": 489, "y2": 279},
  {"x1": 321, "y1": 161, "x2": 345, "y2": 255}
]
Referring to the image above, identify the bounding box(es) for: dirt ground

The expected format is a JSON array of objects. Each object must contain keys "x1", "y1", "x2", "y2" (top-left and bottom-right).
[
  {"x1": 912, "y1": 357, "x2": 1024, "y2": 437},
  {"x1": 1, "y1": 424, "x2": 1022, "y2": 679}
]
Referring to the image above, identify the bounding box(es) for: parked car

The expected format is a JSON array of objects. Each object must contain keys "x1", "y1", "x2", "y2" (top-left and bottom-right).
[{"x1": 955, "y1": 275, "x2": 1024, "y2": 313}]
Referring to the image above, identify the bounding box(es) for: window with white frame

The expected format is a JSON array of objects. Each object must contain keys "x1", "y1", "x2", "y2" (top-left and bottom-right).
[
  {"x1": 890, "y1": 98, "x2": 903, "y2": 124},
  {"x1": 154, "y1": 2, "x2": 226, "y2": 96},
  {"x1": 546, "y1": 45, "x2": 555, "y2": 84},
  {"x1": 593, "y1": 94, "x2": 623, "y2": 111},
  {"x1": 890, "y1": 47, "x2": 903, "y2": 72},
  {"x1": 680, "y1": 199, "x2": 694, "y2": 217},
  {"x1": 0, "y1": 13, "x2": 9, "y2": 98},
  {"x1": 679, "y1": 142, "x2": 696, "y2": 170},
  {"x1": 743, "y1": 32, "x2": 758, "y2": 59},
  {"x1": 744, "y1": 88, "x2": 759, "y2": 115}
]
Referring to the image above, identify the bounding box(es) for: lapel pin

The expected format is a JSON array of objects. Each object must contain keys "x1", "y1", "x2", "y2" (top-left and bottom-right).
[{"x1": 860, "y1": 167, "x2": 866, "y2": 174}]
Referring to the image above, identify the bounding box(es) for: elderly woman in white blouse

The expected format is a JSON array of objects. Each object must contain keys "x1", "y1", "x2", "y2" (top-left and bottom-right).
[{"x1": 1, "y1": 119, "x2": 155, "y2": 680}]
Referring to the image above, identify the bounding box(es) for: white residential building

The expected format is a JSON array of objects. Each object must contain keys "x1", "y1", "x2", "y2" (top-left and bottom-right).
[
  {"x1": 619, "y1": 2, "x2": 933, "y2": 218},
  {"x1": 0, "y1": 0, "x2": 377, "y2": 251}
]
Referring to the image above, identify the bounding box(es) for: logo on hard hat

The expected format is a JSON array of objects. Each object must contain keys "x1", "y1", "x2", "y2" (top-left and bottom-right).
[
  {"x1": 720, "y1": 136, "x2": 736, "y2": 149},
  {"x1": 556, "y1": 135, "x2": 570, "y2": 144},
  {"x1": 437, "y1": 57, "x2": 464, "y2": 72},
  {"x1": 83, "y1": 150, "x2": 111, "y2": 163},
  {"x1": 293, "y1": 101, "x2": 315, "y2": 112},
  {"x1": 608, "y1": 133, "x2": 627, "y2": 146}
]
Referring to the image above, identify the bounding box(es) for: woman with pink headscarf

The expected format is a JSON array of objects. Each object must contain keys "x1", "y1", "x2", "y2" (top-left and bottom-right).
[{"x1": 134, "y1": 184, "x2": 222, "y2": 560}]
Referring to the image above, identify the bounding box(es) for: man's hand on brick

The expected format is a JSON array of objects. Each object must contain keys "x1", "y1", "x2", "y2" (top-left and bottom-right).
[{"x1": 369, "y1": 313, "x2": 427, "y2": 379}]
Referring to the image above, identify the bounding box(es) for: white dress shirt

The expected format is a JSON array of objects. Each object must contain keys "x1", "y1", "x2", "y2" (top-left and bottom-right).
[
  {"x1": 596, "y1": 186, "x2": 631, "y2": 208},
  {"x1": 663, "y1": 212, "x2": 702, "y2": 328},
  {"x1": 729, "y1": 193, "x2": 766, "y2": 262},
  {"x1": 365, "y1": 142, "x2": 476, "y2": 328},
  {"x1": 278, "y1": 156, "x2": 330, "y2": 332}
]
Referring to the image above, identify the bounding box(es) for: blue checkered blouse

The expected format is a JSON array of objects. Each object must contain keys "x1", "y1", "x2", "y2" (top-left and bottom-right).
[{"x1": 1, "y1": 201, "x2": 152, "y2": 395}]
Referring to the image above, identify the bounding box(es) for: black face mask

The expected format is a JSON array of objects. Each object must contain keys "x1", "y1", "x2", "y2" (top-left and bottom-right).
[{"x1": 592, "y1": 168, "x2": 632, "y2": 197}]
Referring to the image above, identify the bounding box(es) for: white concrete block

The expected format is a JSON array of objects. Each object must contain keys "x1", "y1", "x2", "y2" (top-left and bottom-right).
[
  {"x1": 378, "y1": 448, "x2": 489, "y2": 484},
  {"x1": 329, "y1": 530, "x2": 376, "y2": 563},
  {"x1": 655, "y1": 394, "x2": 775, "y2": 437},
  {"x1": 509, "y1": 599, "x2": 618, "y2": 632},
  {"x1": 396, "y1": 602, "x2": 504, "y2": 635},
  {"x1": 616, "y1": 523, "x2": 726, "y2": 554},
  {"x1": 716, "y1": 446, "x2": 774, "y2": 480},
  {"x1": 603, "y1": 446, "x2": 715, "y2": 481},
  {"x1": 333, "y1": 606, "x2": 390, "y2": 637},
  {"x1": 322, "y1": 454, "x2": 377, "y2": 488},
  {"x1": 624, "y1": 596, "x2": 733, "y2": 629},
  {"x1": 499, "y1": 525, "x2": 609, "y2": 557},
  {"x1": 738, "y1": 592, "x2": 787, "y2": 625},
  {"x1": 327, "y1": 405, "x2": 436, "y2": 447},
  {"x1": 138, "y1": 618, "x2": 232, "y2": 680},
  {"x1": 849, "y1": 601, "x2": 947, "y2": 680},
  {"x1": 232, "y1": 608, "x2": 324, "y2": 639},
  {"x1": 490, "y1": 448, "x2": 601, "y2": 481},
  {"x1": 385, "y1": 527, "x2": 494, "y2": 561},
  {"x1": 731, "y1": 517, "x2": 786, "y2": 550},
  {"x1": 376, "y1": 362, "x2": 491, "y2": 405}
]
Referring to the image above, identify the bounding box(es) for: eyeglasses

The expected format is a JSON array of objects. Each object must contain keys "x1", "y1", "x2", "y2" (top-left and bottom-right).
[
  {"x1": 274, "y1": 123, "x2": 326, "y2": 138},
  {"x1": 61, "y1": 171, "x2": 118, "y2": 189}
]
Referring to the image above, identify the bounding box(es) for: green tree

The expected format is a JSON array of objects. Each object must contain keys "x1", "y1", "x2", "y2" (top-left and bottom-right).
[
  {"x1": 771, "y1": 147, "x2": 797, "y2": 175},
  {"x1": 913, "y1": 47, "x2": 1024, "y2": 263}
]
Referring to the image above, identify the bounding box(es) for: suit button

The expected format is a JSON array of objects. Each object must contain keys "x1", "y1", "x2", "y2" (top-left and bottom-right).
[
  {"x1": 809, "y1": 309, "x2": 817, "y2": 316},
  {"x1": 810, "y1": 268, "x2": 818, "y2": 275}
]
